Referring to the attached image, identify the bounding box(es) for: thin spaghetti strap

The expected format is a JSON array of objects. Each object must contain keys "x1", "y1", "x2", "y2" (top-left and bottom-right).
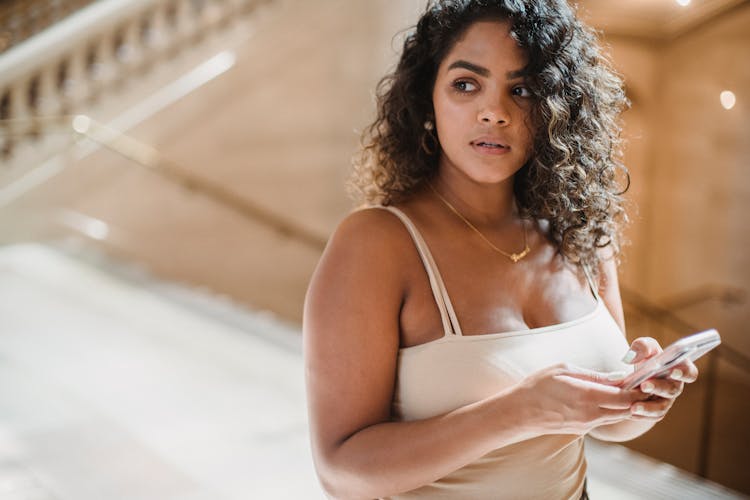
[
  {"x1": 581, "y1": 264, "x2": 601, "y2": 302},
  {"x1": 363, "y1": 205, "x2": 463, "y2": 337}
]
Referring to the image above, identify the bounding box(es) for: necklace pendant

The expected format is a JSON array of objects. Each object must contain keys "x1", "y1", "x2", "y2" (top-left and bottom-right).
[
  {"x1": 510, "y1": 247, "x2": 530, "y2": 263},
  {"x1": 428, "y1": 183, "x2": 532, "y2": 264}
]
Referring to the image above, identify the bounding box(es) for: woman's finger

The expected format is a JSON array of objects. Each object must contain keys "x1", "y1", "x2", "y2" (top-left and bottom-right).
[
  {"x1": 622, "y1": 337, "x2": 662, "y2": 365},
  {"x1": 549, "y1": 363, "x2": 629, "y2": 387},
  {"x1": 668, "y1": 360, "x2": 699, "y2": 383},
  {"x1": 595, "y1": 408, "x2": 638, "y2": 426},
  {"x1": 640, "y1": 378, "x2": 683, "y2": 399},
  {"x1": 628, "y1": 413, "x2": 668, "y2": 422},
  {"x1": 631, "y1": 397, "x2": 673, "y2": 418},
  {"x1": 597, "y1": 387, "x2": 650, "y2": 410}
]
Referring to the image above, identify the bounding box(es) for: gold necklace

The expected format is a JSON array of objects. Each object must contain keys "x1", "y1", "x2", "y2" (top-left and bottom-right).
[{"x1": 429, "y1": 182, "x2": 531, "y2": 263}]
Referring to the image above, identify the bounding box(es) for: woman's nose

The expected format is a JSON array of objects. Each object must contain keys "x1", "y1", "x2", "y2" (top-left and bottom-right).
[{"x1": 477, "y1": 102, "x2": 510, "y2": 125}]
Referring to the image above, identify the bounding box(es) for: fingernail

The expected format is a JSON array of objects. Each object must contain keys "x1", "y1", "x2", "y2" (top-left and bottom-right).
[
  {"x1": 606, "y1": 371, "x2": 628, "y2": 381},
  {"x1": 633, "y1": 404, "x2": 645, "y2": 414},
  {"x1": 621, "y1": 350, "x2": 637, "y2": 364},
  {"x1": 641, "y1": 381, "x2": 654, "y2": 393},
  {"x1": 670, "y1": 369, "x2": 683, "y2": 380}
]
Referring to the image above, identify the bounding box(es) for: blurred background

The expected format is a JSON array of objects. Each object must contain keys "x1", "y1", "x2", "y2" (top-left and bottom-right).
[{"x1": 0, "y1": 0, "x2": 748, "y2": 499}]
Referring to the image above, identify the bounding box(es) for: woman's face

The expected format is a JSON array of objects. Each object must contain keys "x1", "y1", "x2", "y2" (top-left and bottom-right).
[{"x1": 431, "y1": 20, "x2": 535, "y2": 185}]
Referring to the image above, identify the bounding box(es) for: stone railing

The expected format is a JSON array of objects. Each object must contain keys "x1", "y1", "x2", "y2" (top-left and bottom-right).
[
  {"x1": 0, "y1": 0, "x2": 100, "y2": 54},
  {"x1": 0, "y1": 0, "x2": 270, "y2": 193}
]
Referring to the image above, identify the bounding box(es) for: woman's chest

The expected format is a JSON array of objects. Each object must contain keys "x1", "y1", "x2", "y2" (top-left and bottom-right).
[
  {"x1": 393, "y1": 311, "x2": 632, "y2": 421},
  {"x1": 398, "y1": 255, "x2": 597, "y2": 348}
]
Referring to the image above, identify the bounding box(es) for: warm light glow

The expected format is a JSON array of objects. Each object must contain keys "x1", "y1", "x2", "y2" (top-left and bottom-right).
[
  {"x1": 720, "y1": 90, "x2": 736, "y2": 110},
  {"x1": 72, "y1": 114, "x2": 91, "y2": 133},
  {"x1": 59, "y1": 210, "x2": 110, "y2": 241},
  {"x1": 676, "y1": 0, "x2": 690, "y2": 6}
]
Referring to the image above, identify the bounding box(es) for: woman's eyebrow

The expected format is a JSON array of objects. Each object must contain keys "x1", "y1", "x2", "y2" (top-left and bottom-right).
[
  {"x1": 447, "y1": 60, "x2": 490, "y2": 76},
  {"x1": 447, "y1": 59, "x2": 527, "y2": 79}
]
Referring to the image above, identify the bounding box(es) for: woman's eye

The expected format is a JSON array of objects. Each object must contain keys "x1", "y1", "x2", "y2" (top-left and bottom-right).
[
  {"x1": 513, "y1": 86, "x2": 532, "y2": 97},
  {"x1": 452, "y1": 80, "x2": 477, "y2": 93}
]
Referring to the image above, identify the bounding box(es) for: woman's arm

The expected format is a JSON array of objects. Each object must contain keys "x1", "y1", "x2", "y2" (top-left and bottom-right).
[
  {"x1": 304, "y1": 210, "x2": 638, "y2": 499},
  {"x1": 303, "y1": 210, "x2": 528, "y2": 498}
]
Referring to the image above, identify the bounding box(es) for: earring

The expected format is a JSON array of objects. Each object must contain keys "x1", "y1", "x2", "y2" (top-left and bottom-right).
[{"x1": 421, "y1": 123, "x2": 438, "y2": 155}]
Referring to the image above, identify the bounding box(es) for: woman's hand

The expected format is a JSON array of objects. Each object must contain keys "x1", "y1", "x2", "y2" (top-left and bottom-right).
[
  {"x1": 514, "y1": 363, "x2": 646, "y2": 436},
  {"x1": 621, "y1": 337, "x2": 699, "y2": 421}
]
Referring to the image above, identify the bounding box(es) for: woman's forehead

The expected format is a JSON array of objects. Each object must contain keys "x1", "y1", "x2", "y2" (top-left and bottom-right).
[{"x1": 440, "y1": 20, "x2": 528, "y2": 72}]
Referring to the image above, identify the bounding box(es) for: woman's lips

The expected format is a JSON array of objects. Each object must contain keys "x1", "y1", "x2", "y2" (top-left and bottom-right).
[{"x1": 471, "y1": 140, "x2": 511, "y2": 155}]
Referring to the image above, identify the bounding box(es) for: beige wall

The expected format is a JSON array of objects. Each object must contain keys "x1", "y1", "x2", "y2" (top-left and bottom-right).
[
  {"x1": 648, "y1": 5, "x2": 750, "y2": 346},
  {"x1": 608, "y1": 4, "x2": 749, "y2": 359},
  {"x1": 603, "y1": 4, "x2": 750, "y2": 491}
]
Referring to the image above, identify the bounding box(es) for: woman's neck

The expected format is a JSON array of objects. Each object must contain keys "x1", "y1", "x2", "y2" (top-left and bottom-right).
[{"x1": 430, "y1": 169, "x2": 519, "y2": 229}]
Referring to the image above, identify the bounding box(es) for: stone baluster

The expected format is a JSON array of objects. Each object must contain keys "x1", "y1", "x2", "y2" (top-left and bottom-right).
[
  {"x1": 60, "y1": 44, "x2": 92, "y2": 112},
  {"x1": 36, "y1": 63, "x2": 64, "y2": 118},
  {"x1": 0, "y1": 89, "x2": 12, "y2": 160},
  {"x1": 137, "y1": 7, "x2": 161, "y2": 71},
  {"x1": 118, "y1": 16, "x2": 146, "y2": 77},
  {"x1": 3, "y1": 79, "x2": 32, "y2": 160},
  {"x1": 28, "y1": 64, "x2": 66, "y2": 154},
  {"x1": 147, "y1": 5, "x2": 170, "y2": 53},
  {"x1": 175, "y1": 0, "x2": 200, "y2": 45},
  {"x1": 201, "y1": 0, "x2": 226, "y2": 32},
  {"x1": 90, "y1": 32, "x2": 118, "y2": 97}
]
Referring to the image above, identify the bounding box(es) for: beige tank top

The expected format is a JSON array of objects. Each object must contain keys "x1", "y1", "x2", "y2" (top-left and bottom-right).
[{"x1": 374, "y1": 205, "x2": 633, "y2": 500}]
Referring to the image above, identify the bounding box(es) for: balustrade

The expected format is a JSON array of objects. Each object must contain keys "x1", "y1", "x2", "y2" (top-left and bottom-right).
[{"x1": 0, "y1": 0, "x2": 269, "y2": 183}]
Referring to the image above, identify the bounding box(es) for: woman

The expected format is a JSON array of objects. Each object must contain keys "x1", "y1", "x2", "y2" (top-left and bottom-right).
[{"x1": 304, "y1": 1, "x2": 698, "y2": 498}]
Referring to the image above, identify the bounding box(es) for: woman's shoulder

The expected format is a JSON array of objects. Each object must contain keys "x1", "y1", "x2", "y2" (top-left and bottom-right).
[
  {"x1": 333, "y1": 204, "x2": 415, "y2": 248},
  {"x1": 322, "y1": 204, "x2": 421, "y2": 273},
  {"x1": 307, "y1": 205, "x2": 420, "y2": 312}
]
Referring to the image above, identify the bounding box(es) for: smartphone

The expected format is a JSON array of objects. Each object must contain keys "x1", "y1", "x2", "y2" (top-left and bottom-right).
[{"x1": 621, "y1": 329, "x2": 721, "y2": 390}]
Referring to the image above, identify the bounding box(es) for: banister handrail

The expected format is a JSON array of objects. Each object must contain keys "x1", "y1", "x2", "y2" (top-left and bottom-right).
[
  {"x1": 657, "y1": 284, "x2": 746, "y2": 311},
  {"x1": 0, "y1": 0, "x2": 100, "y2": 55},
  {"x1": 70, "y1": 115, "x2": 330, "y2": 252},
  {"x1": 621, "y1": 286, "x2": 750, "y2": 373}
]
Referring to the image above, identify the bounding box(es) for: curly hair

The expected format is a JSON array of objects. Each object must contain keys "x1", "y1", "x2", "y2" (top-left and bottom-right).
[{"x1": 348, "y1": 0, "x2": 631, "y2": 276}]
